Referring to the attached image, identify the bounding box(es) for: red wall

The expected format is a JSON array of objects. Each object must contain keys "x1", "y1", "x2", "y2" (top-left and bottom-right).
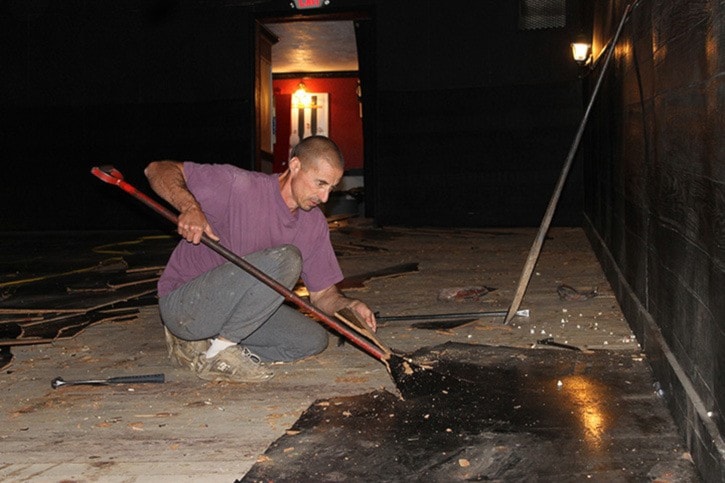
[{"x1": 273, "y1": 77, "x2": 363, "y2": 172}]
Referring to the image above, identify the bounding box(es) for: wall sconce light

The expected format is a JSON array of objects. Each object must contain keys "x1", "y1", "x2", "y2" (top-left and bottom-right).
[
  {"x1": 292, "y1": 82, "x2": 312, "y2": 108},
  {"x1": 571, "y1": 34, "x2": 592, "y2": 66}
]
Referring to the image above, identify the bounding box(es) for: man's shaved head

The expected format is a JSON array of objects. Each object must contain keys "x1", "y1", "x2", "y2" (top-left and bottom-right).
[{"x1": 291, "y1": 135, "x2": 345, "y2": 170}]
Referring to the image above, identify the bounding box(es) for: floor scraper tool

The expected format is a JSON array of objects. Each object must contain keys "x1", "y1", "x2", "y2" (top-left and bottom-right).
[{"x1": 91, "y1": 166, "x2": 466, "y2": 399}]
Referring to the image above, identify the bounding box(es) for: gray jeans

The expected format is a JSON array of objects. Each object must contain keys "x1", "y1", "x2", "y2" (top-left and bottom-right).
[{"x1": 158, "y1": 244, "x2": 328, "y2": 362}]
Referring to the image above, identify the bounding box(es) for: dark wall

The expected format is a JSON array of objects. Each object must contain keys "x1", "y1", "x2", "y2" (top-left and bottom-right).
[
  {"x1": 373, "y1": 0, "x2": 588, "y2": 227},
  {"x1": 582, "y1": 0, "x2": 725, "y2": 479},
  {"x1": 1, "y1": 0, "x2": 589, "y2": 230},
  {"x1": 1, "y1": 1, "x2": 254, "y2": 230}
]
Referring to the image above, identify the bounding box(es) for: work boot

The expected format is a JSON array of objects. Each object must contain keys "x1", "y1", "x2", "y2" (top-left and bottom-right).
[
  {"x1": 195, "y1": 345, "x2": 274, "y2": 383},
  {"x1": 164, "y1": 327, "x2": 209, "y2": 371}
]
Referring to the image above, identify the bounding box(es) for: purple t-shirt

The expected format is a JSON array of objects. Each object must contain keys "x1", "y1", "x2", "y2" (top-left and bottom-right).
[{"x1": 157, "y1": 162, "x2": 343, "y2": 297}]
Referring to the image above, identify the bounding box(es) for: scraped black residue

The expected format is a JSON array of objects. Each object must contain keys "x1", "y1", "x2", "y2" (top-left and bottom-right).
[{"x1": 240, "y1": 343, "x2": 698, "y2": 482}]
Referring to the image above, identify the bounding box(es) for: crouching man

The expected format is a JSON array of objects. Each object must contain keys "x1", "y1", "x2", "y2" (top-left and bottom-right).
[{"x1": 145, "y1": 136, "x2": 376, "y2": 382}]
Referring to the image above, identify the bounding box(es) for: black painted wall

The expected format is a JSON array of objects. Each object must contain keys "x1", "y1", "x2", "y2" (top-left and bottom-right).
[
  {"x1": 582, "y1": 0, "x2": 725, "y2": 479},
  {"x1": 1, "y1": 0, "x2": 588, "y2": 230},
  {"x1": 373, "y1": 0, "x2": 587, "y2": 227},
  {"x1": 1, "y1": 1, "x2": 255, "y2": 230}
]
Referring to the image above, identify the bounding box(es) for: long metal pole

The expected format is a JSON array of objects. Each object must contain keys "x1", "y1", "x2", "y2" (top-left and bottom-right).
[
  {"x1": 504, "y1": 3, "x2": 634, "y2": 324},
  {"x1": 377, "y1": 308, "x2": 529, "y2": 323}
]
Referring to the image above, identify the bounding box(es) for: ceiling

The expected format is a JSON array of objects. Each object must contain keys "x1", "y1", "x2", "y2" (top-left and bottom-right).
[{"x1": 264, "y1": 20, "x2": 359, "y2": 74}]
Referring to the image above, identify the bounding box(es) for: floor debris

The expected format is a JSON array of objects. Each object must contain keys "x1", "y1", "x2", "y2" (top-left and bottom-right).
[
  {"x1": 437, "y1": 285, "x2": 496, "y2": 302},
  {"x1": 0, "y1": 225, "x2": 697, "y2": 481},
  {"x1": 0, "y1": 233, "x2": 175, "y2": 369},
  {"x1": 557, "y1": 283, "x2": 598, "y2": 301}
]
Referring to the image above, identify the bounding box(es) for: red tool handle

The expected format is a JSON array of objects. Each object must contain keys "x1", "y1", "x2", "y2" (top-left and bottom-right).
[{"x1": 90, "y1": 166, "x2": 387, "y2": 362}]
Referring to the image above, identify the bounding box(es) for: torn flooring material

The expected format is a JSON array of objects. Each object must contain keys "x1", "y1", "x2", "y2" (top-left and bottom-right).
[
  {"x1": 0, "y1": 232, "x2": 174, "y2": 369},
  {"x1": 241, "y1": 342, "x2": 699, "y2": 482}
]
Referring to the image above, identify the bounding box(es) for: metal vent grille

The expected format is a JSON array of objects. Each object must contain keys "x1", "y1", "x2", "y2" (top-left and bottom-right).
[{"x1": 519, "y1": 0, "x2": 566, "y2": 30}]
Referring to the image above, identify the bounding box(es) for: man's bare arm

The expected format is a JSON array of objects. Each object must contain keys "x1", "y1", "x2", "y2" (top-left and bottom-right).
[
  {"x1": 310, "y1": 285, "x2": 377, "y2": 331},
  {"x1": 145, "y1": 161, "x2": 219, "y2": 244}
]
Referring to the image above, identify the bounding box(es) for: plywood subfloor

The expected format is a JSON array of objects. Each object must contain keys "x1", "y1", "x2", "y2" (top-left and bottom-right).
[{"x1": 0, "y1": 224, "x2": 698, "y2": 481}]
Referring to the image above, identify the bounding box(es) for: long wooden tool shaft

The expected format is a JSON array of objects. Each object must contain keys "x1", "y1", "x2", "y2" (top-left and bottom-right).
[{"x1": 503, "y1": 3, "x2": 633, "y2": 324}]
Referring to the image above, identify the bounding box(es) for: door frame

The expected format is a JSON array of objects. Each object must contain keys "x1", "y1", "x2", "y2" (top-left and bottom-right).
[{"x1": 252, "y1": 9, "x2": 378, "y2": 219}]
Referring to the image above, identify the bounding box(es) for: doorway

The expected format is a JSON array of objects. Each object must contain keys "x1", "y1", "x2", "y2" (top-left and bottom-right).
[{"x1": 255, "y1": 12, "x2": 376, "y2": 218}]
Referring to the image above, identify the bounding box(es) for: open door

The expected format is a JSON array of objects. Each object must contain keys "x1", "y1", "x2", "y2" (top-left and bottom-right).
[
  {"x1": 354, "y1": 17, "x2": 376, "y2": 219},
  {"x1": 254, "y1": 22, "x2": 278, "y2": 173}
]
